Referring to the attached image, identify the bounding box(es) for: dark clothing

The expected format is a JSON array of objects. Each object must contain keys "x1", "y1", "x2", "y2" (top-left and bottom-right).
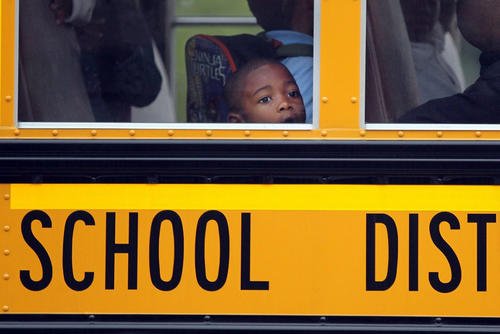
[
  {"x1": 78, "y1": 0, "x2": 162, "y2": 122},
  {"x1": 398, "y1": 52, "x2": 500, "y2": 123}
]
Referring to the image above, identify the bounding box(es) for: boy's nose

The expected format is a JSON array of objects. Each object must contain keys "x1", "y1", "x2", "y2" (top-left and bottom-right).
[{"x1": 278, "y1": 99, "x2": 292, "y2": 112}]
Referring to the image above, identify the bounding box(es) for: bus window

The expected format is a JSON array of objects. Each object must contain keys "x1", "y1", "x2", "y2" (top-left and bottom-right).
[
  {"x1": 17, "y1": 0, "x2": 315, "y2": 127},
  {"x1": 18, "y1": 0, "x2": 166, "y2": 123},
  {"x1": 364, "y1": 0, "x2": 497, "y2": 126}
]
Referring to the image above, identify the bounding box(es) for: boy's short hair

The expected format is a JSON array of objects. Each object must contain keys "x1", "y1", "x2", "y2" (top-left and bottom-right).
[
  {"x1": 224, "y1": 58, "x2": 286, "y2": 115},
  {"x1": 247, "y1": 0, "x2": 296, "y2": 31}
]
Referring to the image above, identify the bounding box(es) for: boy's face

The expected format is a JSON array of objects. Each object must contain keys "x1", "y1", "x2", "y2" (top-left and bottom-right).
[{"x1": 231, "y1": 63, "x2": 306, "y2": 123}]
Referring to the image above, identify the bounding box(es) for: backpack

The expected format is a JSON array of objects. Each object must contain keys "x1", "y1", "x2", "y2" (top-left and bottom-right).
[{"x1": 185, "y1": 33, "x2": 313, "y2": 123}]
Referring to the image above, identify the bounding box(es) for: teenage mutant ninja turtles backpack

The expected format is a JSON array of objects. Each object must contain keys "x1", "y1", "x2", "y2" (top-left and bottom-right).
[{"x1": 185, "y1": 33, "x2": 313, "y2": 123}]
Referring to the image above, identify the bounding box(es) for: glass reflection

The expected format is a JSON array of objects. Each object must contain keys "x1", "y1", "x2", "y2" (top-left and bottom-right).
[
  {"x1": 366, "y1": 0, "x2": 498, "y2": 124},
  {"x1": 18, "y1": 0, "x2": 314, "y2": 124}
]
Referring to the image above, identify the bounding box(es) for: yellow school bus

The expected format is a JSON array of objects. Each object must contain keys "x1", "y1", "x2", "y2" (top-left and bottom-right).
[{"x1": 2, "y1": 0, "x2": 500, "y2": 332}]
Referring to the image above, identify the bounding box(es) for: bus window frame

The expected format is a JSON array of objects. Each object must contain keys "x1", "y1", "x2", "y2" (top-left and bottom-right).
[
  {"x1": 4, "y1": 0, "x2": 321, "y2": 136},
  {"x1": 0, "y1": 0, "x2": 16, "y2": 129},
  {"x1": 361, "y1": 0, "x2": 500, "y2": 135},
  {"x1": 3, "y1": 0, "x2": 499, "y2": 140}
]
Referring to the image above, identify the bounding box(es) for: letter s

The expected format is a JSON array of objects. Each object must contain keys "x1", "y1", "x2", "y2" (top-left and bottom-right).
[{"x1": 20, "y1": 210, "x2": 53, "y2": 291}]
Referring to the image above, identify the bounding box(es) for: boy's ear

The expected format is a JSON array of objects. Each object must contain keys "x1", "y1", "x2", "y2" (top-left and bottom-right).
[{"x1": 227, "y1": 112, "x2": 244, "y2": 123}]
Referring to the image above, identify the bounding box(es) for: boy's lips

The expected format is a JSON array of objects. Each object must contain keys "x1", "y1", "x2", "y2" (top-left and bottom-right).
[{"x1": 282, "y1": 115, "x2": 303, "y2": 123}]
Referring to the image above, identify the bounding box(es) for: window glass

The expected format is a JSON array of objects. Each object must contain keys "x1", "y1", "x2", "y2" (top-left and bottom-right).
[
  {"x1": 18, "y1": 0, "x2": 314, "y2": 126},
  {"x1": 176, "y1": 0, "x2": 252, "y2": 17},
  {"x1": 365, "y1": 0, "x2": 496, "y2": 125}
]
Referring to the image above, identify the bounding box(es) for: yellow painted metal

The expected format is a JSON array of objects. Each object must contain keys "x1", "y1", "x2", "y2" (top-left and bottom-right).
[
  {"x1": 3, "y1": 183, "x2": 500, "y2": 316},
  {"x1": 0, "y1": 0, "x2": 15, "y2": 127},
  {"x1": 0, "y1": 0, "x2": 497, "y2": 140},
  {"x1": 319, "y1": 0, "x2": 362, "y2": 129},
  {"x1": 9, "y1": 183, "x2": 500, "y2": 211}
]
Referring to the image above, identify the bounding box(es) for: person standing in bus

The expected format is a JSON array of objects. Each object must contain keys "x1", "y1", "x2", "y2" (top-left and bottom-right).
[
  {"x1": 247, "y1": 0, "x2": 314, "y2": 123},
  {"x1": 50, "y1": 0, "x2": 162, "y2": 122},
  {"x1": 18, "y1": 0, "x2": 95, "y2": 122},
  {"x1": 399, "y1": 0, "x2": 500, "y2": 123},
  {"x1": 400, "y1": 0, "x2": 465, "y2": 104}
]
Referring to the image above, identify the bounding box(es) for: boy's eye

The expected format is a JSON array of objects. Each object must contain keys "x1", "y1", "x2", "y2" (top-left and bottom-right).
[
  {"x1": 258, "y1": 96, "x2": 272, "y2": 104},
  {"x1": 288, "y1": 90, "x2": 300, "y2": 98}
]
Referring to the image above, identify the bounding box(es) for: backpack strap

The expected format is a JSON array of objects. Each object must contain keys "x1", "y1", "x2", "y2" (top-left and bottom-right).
[
  {"x1": 275, "y1": 43, "x2": 314, "y2": 58},
  {"x1": 257, "y1": 31, "x2": 313, "y2": 58}
]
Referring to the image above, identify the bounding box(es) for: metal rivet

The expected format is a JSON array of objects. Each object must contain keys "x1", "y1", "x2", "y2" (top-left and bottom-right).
[
  {"x1": 129, "y1": 130, "x2": 136, "y2": 136},
  {"x1": 167, "y1": 130, "x2": 174, "y2": 137},
  {"x1": 3, "y1": 273, "x2": 9, "y2": 280},
  {"x1": 244, "y1": 130, "x2": 251, "y2": 137},
  {"x1": 321, "y1": 97, "x2": 329, "y2": 103},
  {"x1": 3, "y1": 226, "x2": 10, "y2": 232},
  {"x1": 206, "y1": 130, "x2": 213, "y2": 137},
  {"x1": 3, "y1": 249, "x2": 10, "y2": 256},
  {"x1": 475, "y1": 131, "x2": 482, "y2": 138},
  {"x1": 3, "y1": 194, "x2": 9, "y2": 200},
  {"x1": 320, "y1": 130, "x2": 328, "y2": 137},
  {"x1": 360, "y1": 130, "x2": 366, "y2": 137},
  {"x1": 52, "y1": 130, "x2": 59, "y2": 137},
  {"x1": 350, "y1": 96, "x2": 358, "y2": 104},
  {"x1": 398, "y1": 131, "x2": 404, "y2": 138},
  {"x1": 5, "y1": 96, "x2": 12, "y2": 102},
  {"x1": 13, "y1": 129, "x2": 20, "y2": 136},
  {"x1": 437, "y1": 131, "x2": 443, "y2": 138},
  {"x1": 282, "y1": 131, "x2": 289, "y2": 137},
  {"x1": 2, "y1": 305, "x2": 9, "y2": 312},
  {"x1": 90, "y1": 130, "x2": 97, "y2": 137}
]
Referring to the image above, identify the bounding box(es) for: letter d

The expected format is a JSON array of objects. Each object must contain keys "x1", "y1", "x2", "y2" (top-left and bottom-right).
[{"x1": 366, "y1": 214, "x2": 398, "y2": 291}]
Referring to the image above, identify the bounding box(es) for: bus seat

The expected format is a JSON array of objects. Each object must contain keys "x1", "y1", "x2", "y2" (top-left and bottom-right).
[{"x1": 185, "y1": 35, "x2": 236, "y2": 123}]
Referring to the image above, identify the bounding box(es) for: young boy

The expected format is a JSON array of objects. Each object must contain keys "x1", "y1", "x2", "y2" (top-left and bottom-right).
[{"x1": 225, "y1": 58, "x2": 306, "y2": 123}]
